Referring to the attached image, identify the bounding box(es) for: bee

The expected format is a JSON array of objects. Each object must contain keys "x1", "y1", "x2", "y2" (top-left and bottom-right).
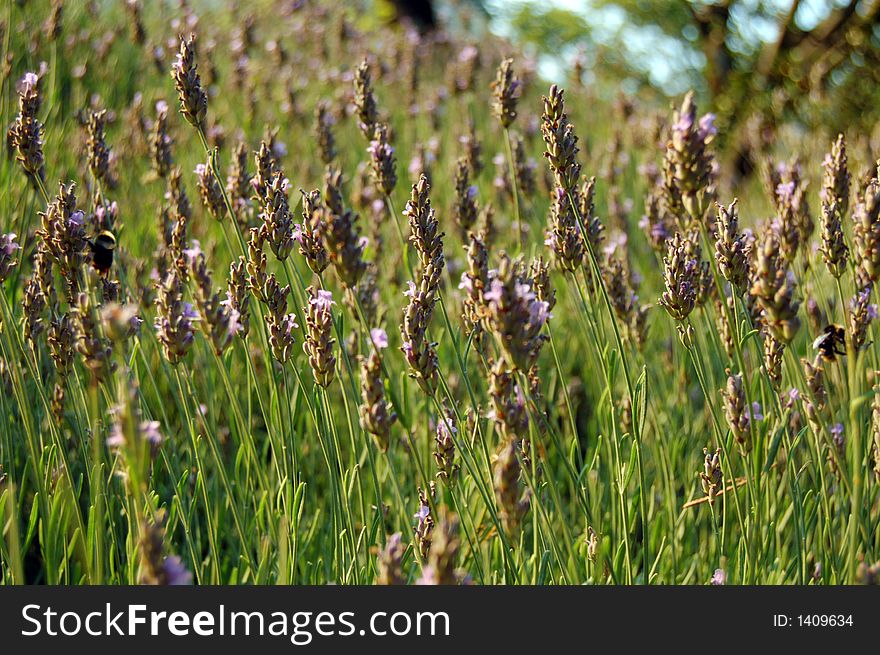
[
  {"x1": 812, "y1": 324, "x2": 846, "y2": 361},
  {"x1": 89, "y1": 230, "x2": 116, "y2": 276}
]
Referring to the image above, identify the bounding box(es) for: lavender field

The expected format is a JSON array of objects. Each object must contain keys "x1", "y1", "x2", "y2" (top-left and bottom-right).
[{"x1": 1, "y1": 0, "x2": 879, "y2": 585}]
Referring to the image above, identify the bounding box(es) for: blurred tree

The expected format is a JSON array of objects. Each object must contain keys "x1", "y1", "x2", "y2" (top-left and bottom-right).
[
  {"x1": 601, "y1": 1, "x2": 880, "y2": 174},
  {"x1": 493, "y1": 0, "x2": 880, "y2": 175}
]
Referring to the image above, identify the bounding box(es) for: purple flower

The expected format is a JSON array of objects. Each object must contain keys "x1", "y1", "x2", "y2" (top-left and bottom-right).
[
  {"x1": 672, "y1": 111, "x2": 694, "y2": 135},
  {"x1": 182, "y1": 240, "x2": 202, "y2": 264},
  {"x1": 508, "y1": 79, "x2": 522, "y2": 98},
  {"x1": 162, "y1": 555, "x2": 193, "y2": 585},
  {"x1": 437, "y1": 414, "x2": 457, "y2": 443},
  {"x1": 483, "y1": 278, "x2": 504, "y2": 303},
  {"x1": 141, "y1": 420, "x2": 163, "y2": 447},
  {"x1": 182, "y1": 303, "x2": 199, "y2": 322},
  {"x1": 310, "y1": 289, "x2": 335, "y2": 311},
  {"x1": 514, "y1": 282, "x2": 536, "y2": 303},
  {"x1": 514, "y1": 384, "x2": 527, "y2": 413},
  {"x1": 68, "y1": 210, "x2": 85, "y2": 228},
  {"x1": 370, "y1": 328, "x2": 389, "y2": 349},
  {"x1": 403, "y1": 280, "x2": 417, "y2": 298},
  {"x1": 281, "y1": 313, "x2": 299, "y2": 337},
  {"x1": 677, "y1": 280, "x2": 694, "y2": 298},
  {"x1": 698, "y1": 113, "x2": 717, "y2": 140},
  {"x1": 831, "y1": 423, "x2": 844, "y2": 449},
  {"x1": 106, "y1": 423, "x2": 125, "y2": 448},
  {"x1": 414, "y1": 504, "x2": 430, "y2": 523},
  {"x1": 129, "y1": 315, "x2": 144, "y2": 335},
  {"x1": 458, "y1": 271, "x2": 473, "y2": 293},
  {"x1": 18, "y1": 72, "x2": 39, "y2": 95},
  {"x1": 401, "y1": 340, "x2": 414, "y2": 359},
  {"x1": 1, "y1": 233, "x2": 20, "y2": 256},
  {"x1": 603, "y1": 232, "x2": 628, "y2": 257},
  {"x1": 367, "y1": 140, "x2": 394, "y2": 159},
  {"x1": 710, "y1": 568, "x2": 726, "y2": 585},
  {"x1": 776, "y1": 181, "x2": 796, "y2": 203},
  {"x1": 292, "y1": 223, "x2": 304, "y2": 244},
  {"x1": 651, "y1": 222, "x2": 669, "y2": 243},
  {"x1": 746, "y1": 402, "x2": 763, "y2": 422},
  {"x1": 227, "y1": 308, "x2": 242, "y2": 337},
  {"x1": 529, "y1": 299, "x2": 551, "y2": 327}
]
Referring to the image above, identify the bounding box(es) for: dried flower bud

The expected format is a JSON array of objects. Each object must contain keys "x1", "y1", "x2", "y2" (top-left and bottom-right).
[
  {"x1": 322, "y1": 168, "x2": 366, "y2": 287},
  {"x1": 452, "y1": 157, "x2": 479, "y2": 235},
  {"x1": 700, "y1": 447, "x2": 723, "y2": 505},
  {"x1": 819, "y1": 200, "x2": 849, "y2": 278},
  {"x1": 0, "y1": 233, "x2": 20, "y2": 283},
  {"x1": 413, "y1": 489, "x2": 434, "y2": 560},
  {"x1": 354, "y1": 59, "x2": 378, "y2": 139},
  {"x1": 493, "y1": 439, "x2": 528, "y2": 535},
  {"x1": 461, "y1": 231, "x2": 489, "y2": 350},
  {"x1": 303, "y1": 286, "x2": 336, "y2": 388},
  {"x1": 37, "y1": 183, "x2": 88, "y2": 299},
  {"x1": 151, "y1": 100, "x2": 174, "y2": 178},
  {"x1": 359, "y1": 329, "x2": 396, "y2": 452},
  {"x1": 488, "y1": 358, "x2": 529, "y2": 442},
  {"x1": 721, "y1": 371, "x2": 759, "y2": 454},
  {"x1": 659, "y1": 232, "x2": 699, "y2": 322},
  {"x1": 540, "y1": 84, "x2": 581, "y2": 193},
  {"x1": 664, "y1": 91, "x2": 716, "y2": 228},
  {"x1": 226, "y1": 140, "x2": 252, "y2": 224},
  {"x1": 405, "y1": 174, "x2": 444, "y2": 295},
  {"x1": 434, "y1": 405, "x2": 459, "y2": 487},
  {"x1": 314, "y1": 100, "x2": 336, "y2": 165},
  {"x1": 9, "y1": 70, "x2": 46, "y2": 181},
  {"x1": 400, "y1": 277, "x2": 439, "y2": 394},
  {"x1": 154, "y1": 269, "x2": 196, "y2": 365},
  {"x1": 820, "y1": 134, "x2": 850, "y2": 219},
  {"x1": 714, "y1": 200, "x2": 749, "y2": 292},
  {"x1": 171, "y1": 34, "x2": 208, "y2": 128},
  {"x1": 296, "y1": 189, "x2": 330, "y2": 275},
  {"x1": 264, "y1": 274, "x2": 298, "y2": 364},
  {"x1": 849, "y1": 285, "x2": 877, "y2": 352},
  {"x1": 750, "y1": 227, "x2": 801, "y2": 343},
  {"x1": 368, "y1": 123, "x2": 397, "y2": 196},
  {"x1": 189, "y1": 247, "x2": 240, "y2": 355},
  {"x1": 72, "y1": 292, "x2": 113, "y2": 382},
  {"x1": 763, "y1": 330, "x2": 784, "y2": 391},
  {"x1": 491, "y1": 58, "x2": 520, "y2": 129},
  {"x1": 853, "y1": 180, "x2": 880, "y2": 283},
  {"x1": 483, "y1": 254, "x2": 549, "y2": 371},
  {"x1": 225, "y1": 256, "x2": 250, "y2": 338},
  {"x1": 245, "y1": 226, "x2": 269, "y2": 300},
  {"x1": 260, "y1": 170, "x2": 296, "y2": 260},
  {"x1": 195, "y1": 154, "x2": 225, "y2": 220}
]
